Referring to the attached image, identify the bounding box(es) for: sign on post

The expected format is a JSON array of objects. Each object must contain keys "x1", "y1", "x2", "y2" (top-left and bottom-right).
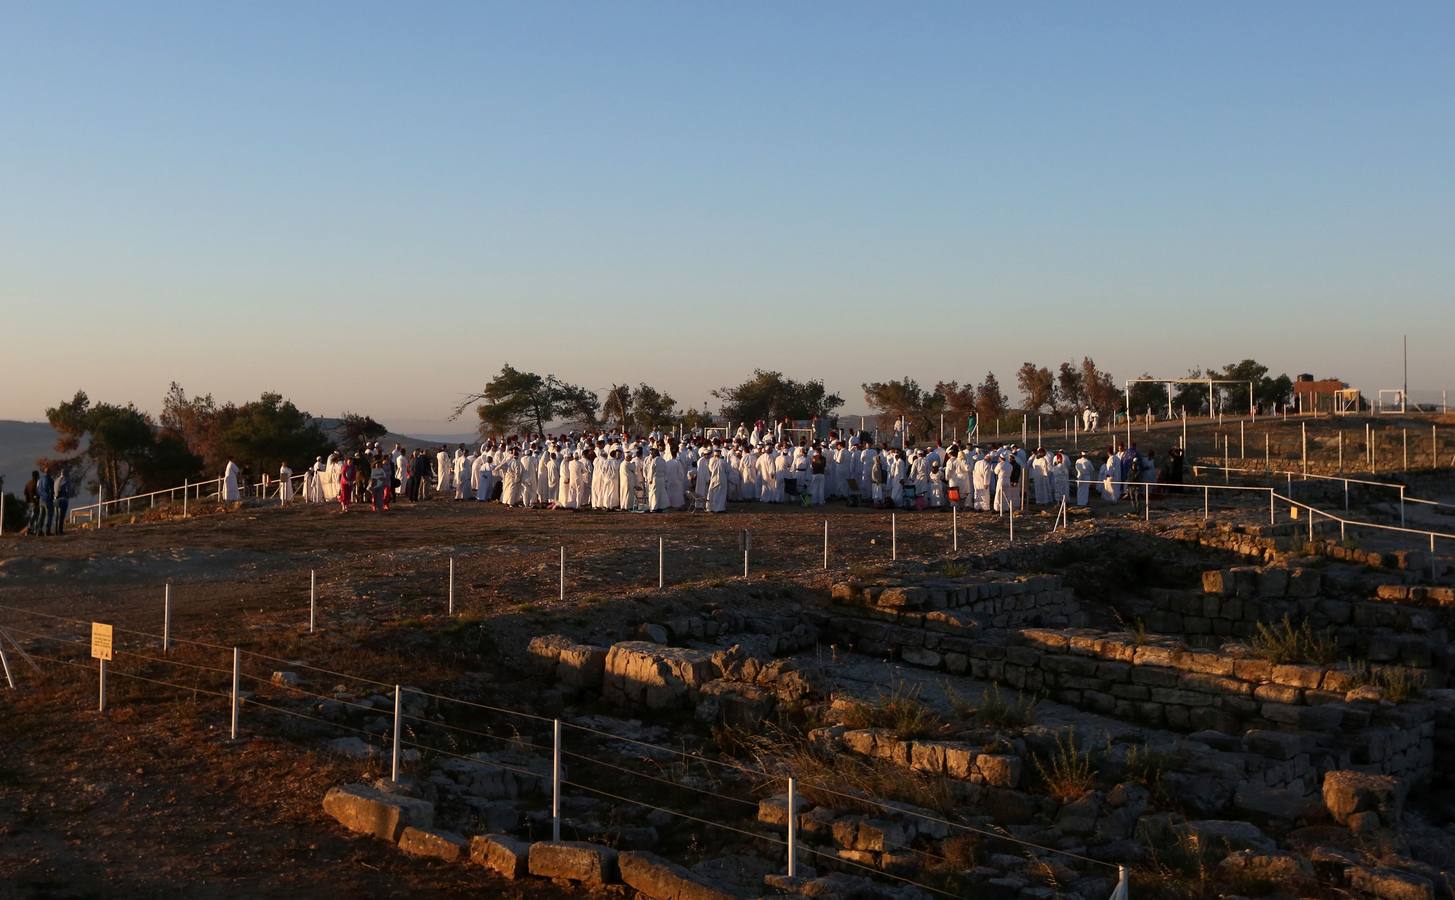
[{"x1": 91, "y1": 622, "x2": 114, "y2": 661}]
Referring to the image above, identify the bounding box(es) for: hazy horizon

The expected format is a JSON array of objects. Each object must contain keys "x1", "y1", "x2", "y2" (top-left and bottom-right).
[{"x1": 3, "y1": 2, "x2": 1452, "y2": 433}]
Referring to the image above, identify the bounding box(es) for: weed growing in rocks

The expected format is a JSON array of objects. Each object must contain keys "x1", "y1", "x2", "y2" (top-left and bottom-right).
[
  {"x1": 838, "y1": 678, "x2": 947, "y2": 739},
  {"x1": 1033, "y1": 728, "x2": 1094, "y2": 804},
  {"x1": 948, "y1": 683, "x2": 1038, "y2": 729},
  {"x1": 1250, "y1": 614, "x2": 1338, "y2": 665},
  {"x1": 1346, "y1": 659, "x2": 1426, "y2": 702}
]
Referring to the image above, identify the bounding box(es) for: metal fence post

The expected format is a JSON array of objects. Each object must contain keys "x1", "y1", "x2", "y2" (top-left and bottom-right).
[
  {"x1": 309, "y1": 570, "x2": 316, "y2": 633},
  {"x1": 822, "y1": 520, "x2": 828, "y2": 570},
  {"x1": 551, "y1": 719, "x2": 562, "y2": 841},
  {"x1": 786, "y1": 776, "x2": 798, "y2": 878},
  {"x1": 1400, "y1": 487, "x2": 1406, "y2": 527},
  {"x1": 448, "y1": 557, "x2": 454, "y2": 616},
  {"x1": 0, "y1": 643, "x2": 13, "y2": 690},
  {"x1": 163, "y1": 583, "x2": 171, "y2": 654},
  {"x1": 1008, "y1": 504, "x2": 1014, "y2": 543},
  {"x1": 392, "y1": 685, "x2": 402, "y2": 783},
  {"x1": 230, "y1": 647, "x2": 240, "y2": 739},
  {"x1": 1269, "y1": 490, "x2": 1275, "y2": 526},
  {"x1": 891, "y1": 513, "x2": 897, "y2": 560},
  {"x1": 658, "y1": 537, "x2": 665, "y2": 589},
  {"x1": 183, "y1": 479, "x2": 188, "y2": 518},
  {"x1": 559, "y1": 547, "x2": 565, "y2": 601},
  {"x1": 952, "y1": 505, "x2": 958, "y2": 551},
  {"x1": 1403, "y1": 429, "x2": 1408, "y2": 471},
  {"x1": 98, "y1": 657, "x2": 107, "y2": 712},
  {"x1": 1144, "y1": 484, "x2": 1150, "y2": 522}
]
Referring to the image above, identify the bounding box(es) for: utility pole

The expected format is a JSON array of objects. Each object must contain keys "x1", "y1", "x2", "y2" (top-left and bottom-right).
[{"x1": 1403, "y1": 334, "x2": 1408, "y2": 412}]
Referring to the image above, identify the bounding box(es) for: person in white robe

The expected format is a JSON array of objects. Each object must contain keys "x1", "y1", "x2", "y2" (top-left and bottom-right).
[
  {"x1": 887, "y1": 451, "x2": 907, "y2": 507},
  {"x1": 494, "y1": 450, "x2": 526, "y2": 506},
  {"x1": 945, "y1": 450, "x2": 970, "y2": 508},
  {"x1": 693, "y1": 453, "x2": 711, "y2": 505},
  {"x1": 665, "y1": 455, "x2": 686, "y2": 510},
  {"x1": 540, "y1": 450, "x2": 558, "y2": 506},
  {"x1": 556, "y1": 454, "x2": 574, "y2": 509},
  {"x1": 599, "y1": 453, "x2": 620, "y2": 510},
  {"x1": 756, "y1": 450, "x2": 777, "y2": 502},
  {"x1": 1050, "y1": 452, "x2": 1070, "y2": 505},
  {"x1": 323, "y1": 453, "x2": 341, "y2": 502},
  {"x1": 1099, "y1": 452, "x2": 1118, "y2": 502},
  {"x1": 1074, "y1": 451, "x2": 1096, "y2": 506},
  {"x1": 726, "y1": 450, "x2": 744, "y2": 501},
  {"x1": 279, "y1": 463, "x2": 294, "y2": 501},
  {"x1": 570, "y1": 453, "x2": 591, "y2": 509},
  {"x1": 858, "y1": 445, "x2": 878, "y2": 502},
  {"x1": 972, "y1": 454, "x2": 992, "y2": 511},
  {"x1": 706, "y1": 450, "x2": 729, "y2": 513},
  {"x1": 644, "y1": 450, "x2": 670, "y2": 512},
  {"x1": 453, "y1": 450, "x2": 469, "y2": 500},
  {"x1": 740, "y1": 449, "x2": 760, "y2": 501},
  {"x1": 619, "y1": 450, "x2": 641, "y2": 509},
  {"x1": 993, "y1": 455, "x2": 1015, "y2": 513},
  {"x1": 435, "y1": 448, "x2": 450, "y2": 494},
  {"x1": 928, "y1": 460, "x2": 945, "y2": 507},
  {"x1": 1030, "y1": 450, "x2": 1053, "y2": 505},
  {"x1": 222, "y1": 459, "x2": 240, "y2": 502},
  {"x1": 910, "y1": 452, "x2": 930, "y2": 502}
]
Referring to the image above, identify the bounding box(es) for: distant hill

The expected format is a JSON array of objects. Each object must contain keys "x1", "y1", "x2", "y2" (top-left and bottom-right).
[{"x1": 0, "y1": 420, "x2": 63, "y2": 499}]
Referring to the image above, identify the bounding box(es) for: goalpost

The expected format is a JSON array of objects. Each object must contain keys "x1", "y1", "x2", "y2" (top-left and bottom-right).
[
  {"x1": 1376, "y1": 389, "x2": 1406, "y2": 414},
  {"x1": 1333, "y1": 388, "x2": 1362, "y2": 416}
]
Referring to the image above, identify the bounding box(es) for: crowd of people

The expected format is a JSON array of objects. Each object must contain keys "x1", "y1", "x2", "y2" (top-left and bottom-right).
[
  {"x1": 264, "y1": 420, "x2": 1185, "y2": 516},
  {"x1": 15, "y1": 468, "x2": 72, "y2": 536}
]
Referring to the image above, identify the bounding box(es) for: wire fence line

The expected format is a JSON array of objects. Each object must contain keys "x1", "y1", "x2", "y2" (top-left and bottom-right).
[{"x1": 0, "y1": 610, "x2": 1131, "y2": 896}]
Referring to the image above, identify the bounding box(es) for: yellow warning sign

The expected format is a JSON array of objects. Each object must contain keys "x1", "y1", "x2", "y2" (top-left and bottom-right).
[{"x1": 91, "y1": 623, "x2": 113, "y2": 661}]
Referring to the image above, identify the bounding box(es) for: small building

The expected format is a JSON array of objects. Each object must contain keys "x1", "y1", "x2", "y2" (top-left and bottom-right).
[{"x1": 1293, "y1": 374, "x2": 1357, "y2": 413}]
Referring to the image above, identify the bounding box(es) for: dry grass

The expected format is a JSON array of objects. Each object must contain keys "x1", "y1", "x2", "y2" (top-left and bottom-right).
[
  {"x1": 837, "y1": 678, "x2": 947, "y2": 739},
  {"x1": 947, "y1": 682, "x2": 1038, "y2": 729},
  {"x1": 1250, "y1": 615, "x2": 1338, "y2": 665},
  {"x1": 1032, "y1": 728, "x2": 1094, "y2": 804}
]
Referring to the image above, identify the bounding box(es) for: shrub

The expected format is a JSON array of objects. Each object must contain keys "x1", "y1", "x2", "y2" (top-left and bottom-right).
[
  {"x1": 838, "y1": 678, "x2": 946, "y2": 739},
  {"x1": 945, "y1": 682, "x2": 1038, "y2": 729}
]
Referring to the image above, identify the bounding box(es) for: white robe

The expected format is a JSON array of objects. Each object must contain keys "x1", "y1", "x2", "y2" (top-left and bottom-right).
[
  {"x1": 971, "y1": 458, "x2": 992, "y2": 511},
  {"x1": 435, "y1": 451, "x2": 450, "y2": 493},
  {"x1": 706, "y1": 457, "x2": 729, "y2": 512},
  {"x1": 1074, "y1": 458, "x2": 1096, "y2": 506},
  {"x1": 645, "y1": 457, "x2": 670, "y2": 512},
  {"x1": 279, "y1": 465, "x2": 294, "y2": 501},
  {"x1": 494, "y1": 458, "x2": 526, "y2": 506},
  {"x1": 1050, "y1": 460, "x2": 1070, "y2": 504},
  {"x1": 222, "y1": 462, "x2": 240, "y2": 502},
  {"x1": 619, "y1": 456, "x2": 640, "y2": 509},
  {"x1": 1030, "y1": 457, "x2": 1052, "y2": 505},
  {"x1": 665, "y1": 458, "x2": 685, "y2": 509}
]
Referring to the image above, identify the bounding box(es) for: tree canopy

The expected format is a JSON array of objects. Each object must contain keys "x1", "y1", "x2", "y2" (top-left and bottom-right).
[
  {"x1": 713, "y1": 370, "x2": 843, "y2": 423},
  {"x1": 455, "y1": 364, "x2": 600, "y2": 436}
]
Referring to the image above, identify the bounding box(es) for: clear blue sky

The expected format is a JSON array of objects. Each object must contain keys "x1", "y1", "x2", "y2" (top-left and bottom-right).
[{"x1": 3, "y1": 2, "x2": 1452, "y2": 432}]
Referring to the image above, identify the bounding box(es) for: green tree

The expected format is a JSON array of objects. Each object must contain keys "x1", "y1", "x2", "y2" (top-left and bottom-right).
[
  {"x1": 453, "y1": 364, "x2": 599, "y2": 436},
  {"x1": 1056, "y1": 362, "x2": 1084, "y2": 412},
  {"x1": 603, "y1": 384, "x2": 632, "y2": 431},
  {"x1": 629, "y1": 383, "x2": 677, "y2": 434},
  {"x1": 1080, "y1": 357, "x2": 1123, "y2": 414},
  {"x1": 1219, "y1": 359, "x2": 1292, "y2": 412},
  {"x1": 713, "y1": 370, "x2": 843, "y2": 423},
  {"x1": 213, "y1": 393, "x2": 332, "y2": 478},
  {"x1": 45, "y1": 390, "x2": 159, "y2": 497},
  {"x1": 1016, "y1": 362, "x2": 1055, "y2": 413},
  {"x1": 861, "y1": 378, "x2": 929, "y2": 439},
  {"x1": 337, "y1": 412, "x2": 387, "y2": 453},
  {"x1": 974, "y1": 372, "x2": 1008, "y2": 424},
  {"x1": 1127, "y1": 374, "x2": 1164, "y2": 416}
]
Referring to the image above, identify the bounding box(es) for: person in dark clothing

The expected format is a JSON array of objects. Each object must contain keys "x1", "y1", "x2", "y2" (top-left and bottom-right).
[
  {"x1": 409, "y1": 451, "x2": 430, "y2": 501},
  {"x1": 23, "y1": 471, "x2": 40, "y2": 535},
  {"x1": 53, "y1": 470, "x2": 70, "y2": 535},
  {"x1": 36, "y1": 470, "x2": 55, "y2": 535}
]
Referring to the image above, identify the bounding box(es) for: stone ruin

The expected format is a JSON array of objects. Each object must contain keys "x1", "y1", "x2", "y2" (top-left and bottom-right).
[{"x1": 308, "y1": 526, "x2": 1455, "y2": 899}]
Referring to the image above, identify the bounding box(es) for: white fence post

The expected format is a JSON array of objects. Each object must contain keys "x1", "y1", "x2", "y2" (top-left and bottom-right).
[
  {"x1": 448, "y1": 557, "x2": 454, "y2": 616},
  {"x1": 1268, "y1": 490, "x2": 1275, "y2": 526},
  {"x1": 392, "y1": 685, "x2": 402, "y2": 783},
  {"x1": 309, "y1": 570, "x2": 316, "y2": 633},
  {"x1": 1009, "y1": 504, "x2": 1014, "y2": 543},
  {"x1": 559, "y1": 547, "x2": 565, "y2": 601},
  {"x1": 183, "y1": 479, "x2": 188, "y2": 518},
  {"x1": 230, "y1": 647, "x2": 240, "y2": 739},
  {"x1": 822, "y1": 520, "x2": 828, "y2": 570},
  {"x1": 98, "y1": 657, "x2": 107, "y2": 712},
  {"x1": 786, "y1": 776, "x2": 798, "y2": 878},
  {"x1": 891, "y1": 513, "x2": 897, "y2": 561},
  {"x1": 659, "y1": 537, "x2": 665, "y2": 589},
  {"x1": 0, "y1": 643, "x2": 13, "y2": 690},
  {"x1": 1203, "y1": 485, "x2": 1209, "y2": 520},
  {"x1": 163, "y1": 583, "x2": 171, "y2": 654},
  {"x1": 1144, "y1": 484, "x2": 1150, "y2": 522},
  {"x1": 952, "y1": 505, "x2": 958, "y2": 551},
  {"x1": 551, "y1": 719, "x2": 562, "y2": 841}
]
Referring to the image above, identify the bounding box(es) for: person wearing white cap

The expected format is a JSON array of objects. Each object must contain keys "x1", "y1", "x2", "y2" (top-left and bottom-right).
[
  {"x1": 1030, "y1": 449, "x2": 1052, "y2": 506},
  {"x1": 279, "y1": 461, "x2": 294, "y2": 502},
  {"x1": 619, "y1": 446, "x2": 640, "y2": 509},
  {"x1": 992, "y1": 453, "x2": 1015, "y2": 513},
  {"x1": 945, "y1": 448, "x2": 970, "y2": 509},
  {"x1": 1050, "y1": 451, "x2": 1070, "y2": 505},
  {"x1": 1074, "y1": 451, "x2": 1096, "y2": 506},
  {"x1": 1099, "y1": 450, "x2": 1118, "y2": 502},
  {"x1": 665, "y1": 450, "x2": 686, "y2": 510},
  {"x1": 971, "y1": 451, "x2": 992, "y2": 511}
]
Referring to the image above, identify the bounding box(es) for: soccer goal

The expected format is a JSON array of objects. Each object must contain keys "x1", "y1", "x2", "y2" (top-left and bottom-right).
[{"x1": 1376, "y1": 389, "x2": 1406, "y2": 414}]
